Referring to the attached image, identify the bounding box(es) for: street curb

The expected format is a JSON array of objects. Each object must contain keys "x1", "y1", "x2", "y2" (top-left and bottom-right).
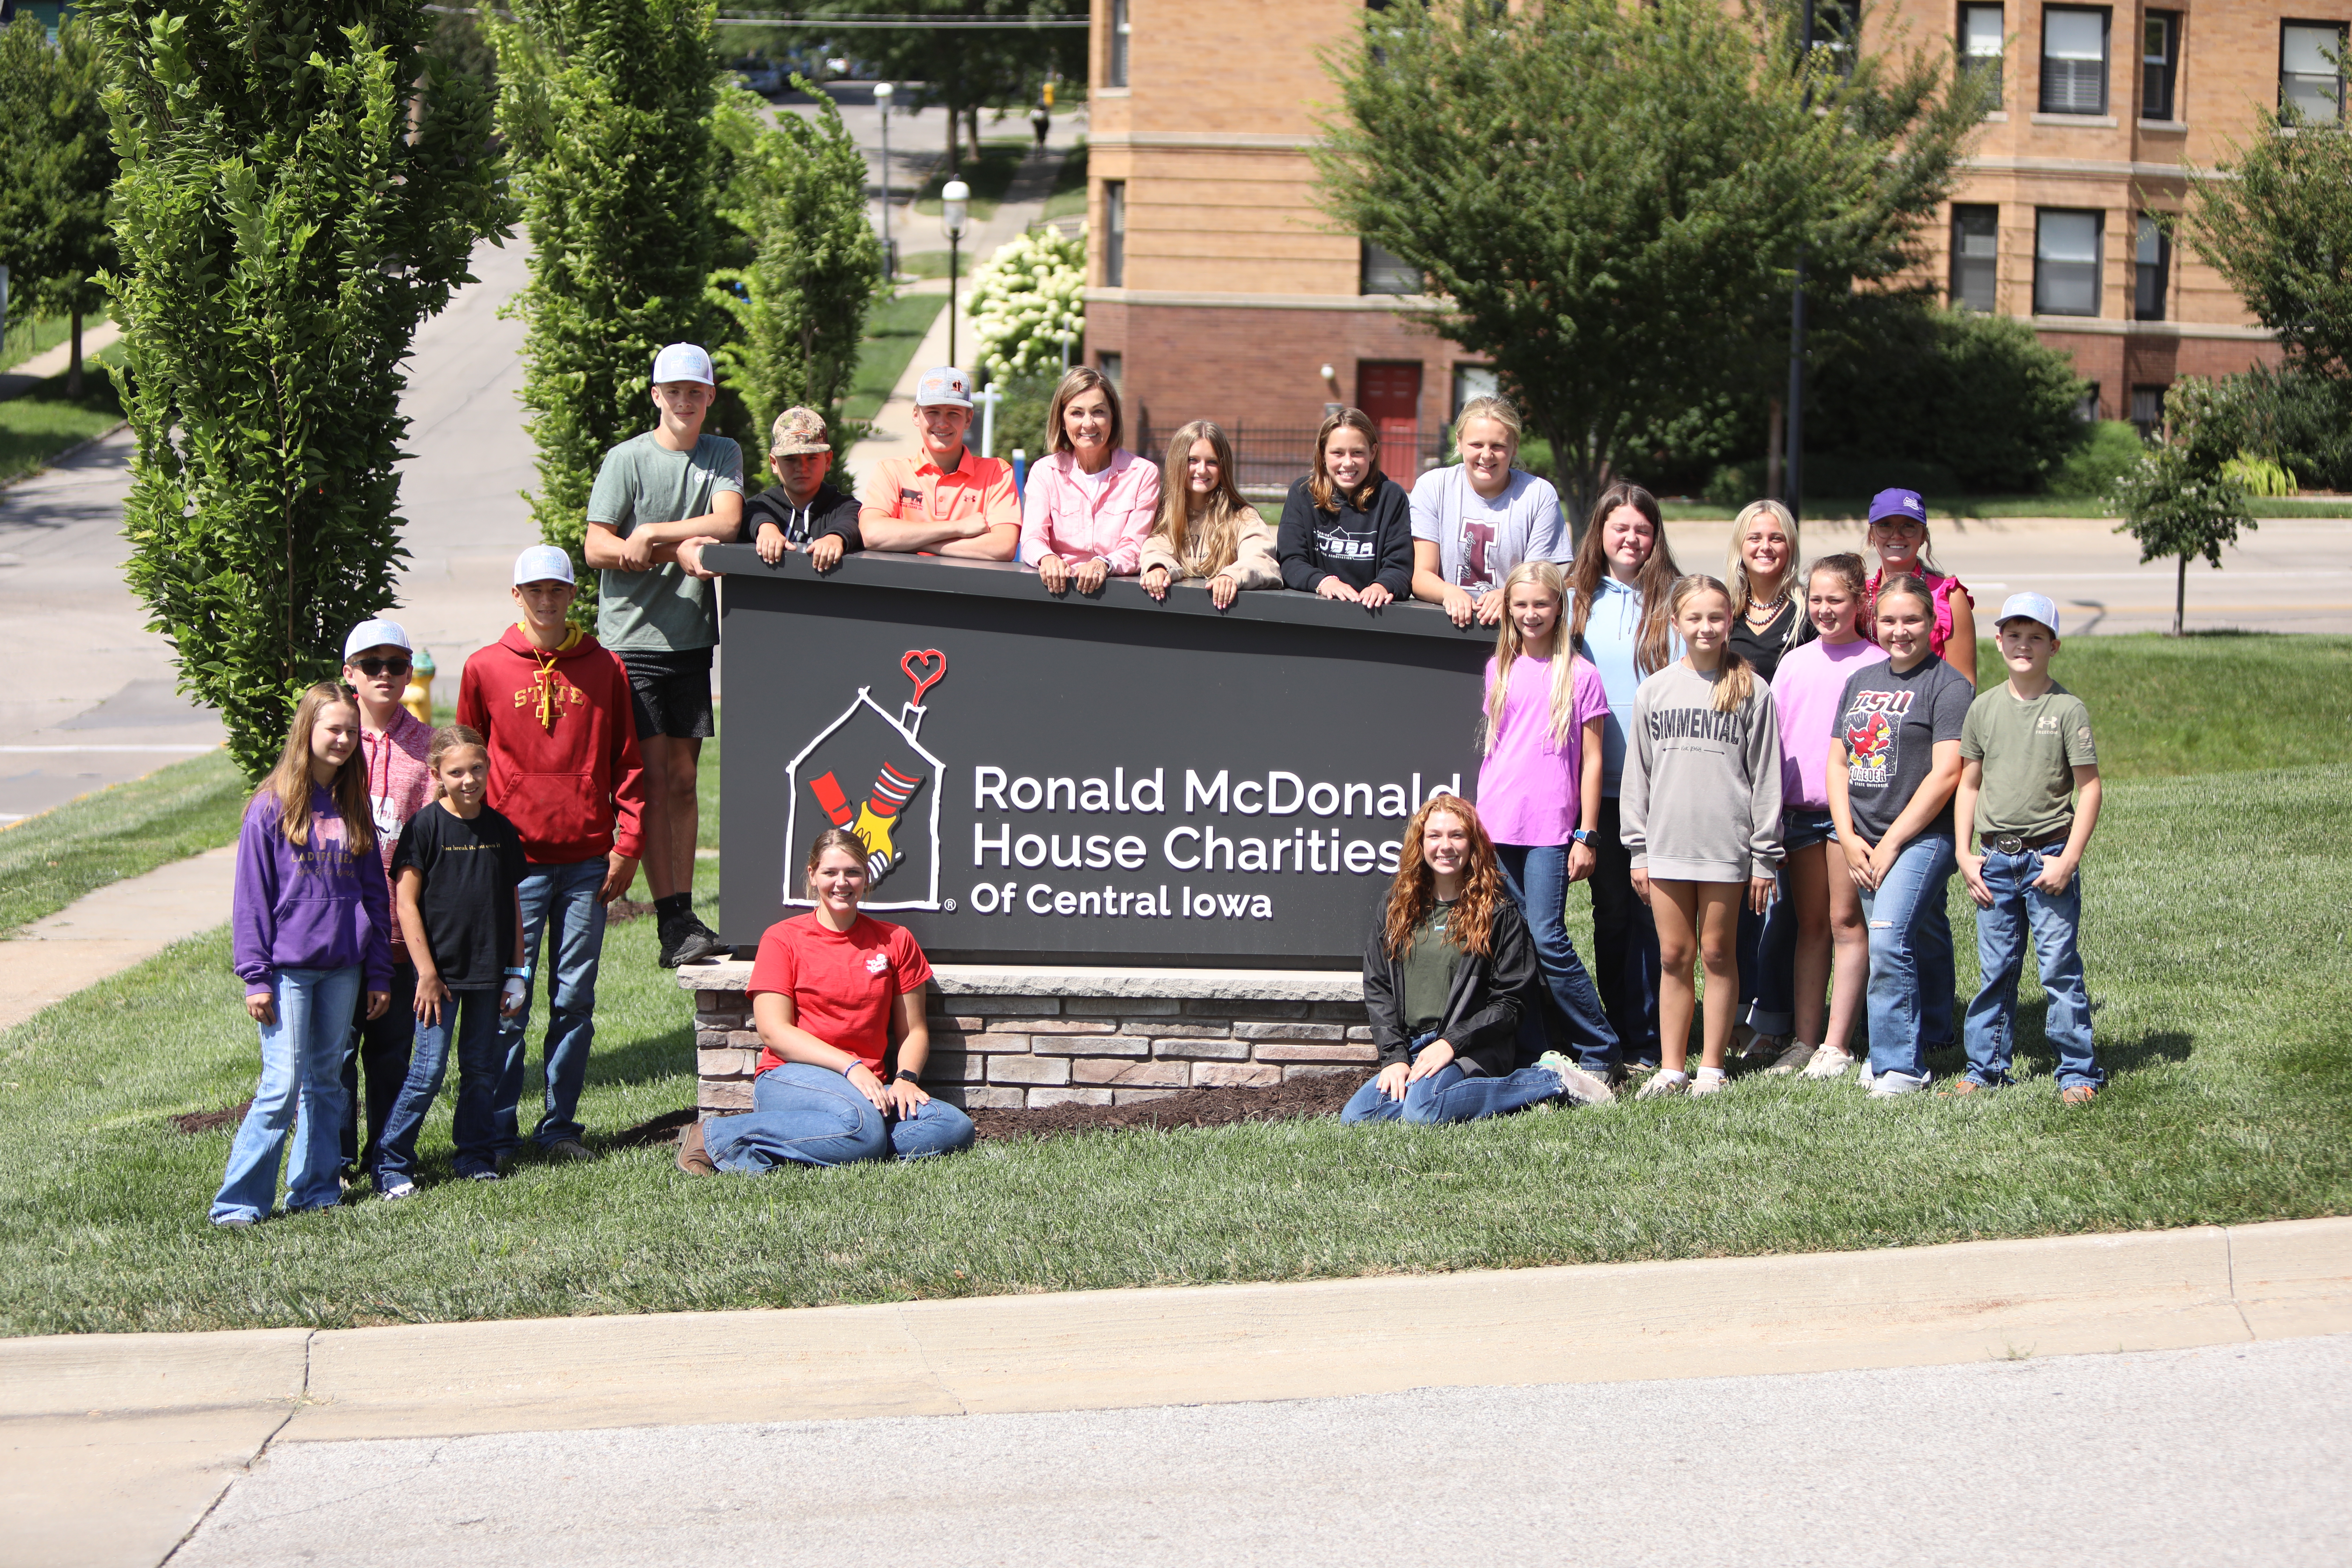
[{"x1": 0, "y1": 420, "x2": 130, "y2": 495}]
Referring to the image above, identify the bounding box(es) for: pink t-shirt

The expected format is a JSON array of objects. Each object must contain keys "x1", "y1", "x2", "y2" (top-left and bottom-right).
[
  {"x1": 1476, "y1": 653, "x2": 1610, "y2": 846},
  {"x1": 1771, "y1": 636, "x2": 1886, "y2": 808}
]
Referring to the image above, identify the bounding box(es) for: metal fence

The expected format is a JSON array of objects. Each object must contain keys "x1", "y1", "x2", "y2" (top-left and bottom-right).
[{"x1": 1133, "y1": 419, "x2": 1449, "y2": 495}]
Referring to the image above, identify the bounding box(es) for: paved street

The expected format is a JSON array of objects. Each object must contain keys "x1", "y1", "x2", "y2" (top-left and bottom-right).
[{"x1": 171, "y1": 1332, "x2": 2351, "y2": 1567}]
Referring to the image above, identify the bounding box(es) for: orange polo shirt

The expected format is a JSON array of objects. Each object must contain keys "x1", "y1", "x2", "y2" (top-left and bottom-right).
[{"x1": 858, "y1": 450, "x2": 1021, "y2": 540}]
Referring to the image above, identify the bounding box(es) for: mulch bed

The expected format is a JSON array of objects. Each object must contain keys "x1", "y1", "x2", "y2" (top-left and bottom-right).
[{"x1": 170, "y1": 1099, "x2": 251, "y2": 1135}]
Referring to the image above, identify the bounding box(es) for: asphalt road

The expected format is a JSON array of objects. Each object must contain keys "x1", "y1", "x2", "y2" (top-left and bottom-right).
[{"x1": 170, "y1": 1332, "x2": 2349, "y2": 1567}]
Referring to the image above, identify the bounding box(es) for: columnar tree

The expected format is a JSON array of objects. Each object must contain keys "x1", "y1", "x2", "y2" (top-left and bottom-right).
[
  {"x1": 2110, "y1": 378, "x2": 2259, "y2": 637},
  {"x1": 710, "y1": 79, "x2": 884, "y2": 474},
  {"x1": 87, "y1": 0, "x2": 513, "y2": 779},
  {"x1": 1315, "y1": 0, "x2": 1988, "y2": 520},
  {"x1": 491, "y1": 0, "x2": 724, "y2": 594},
  {"x1": 0, "y1": 15, "x2": 116, "y2": 395}
]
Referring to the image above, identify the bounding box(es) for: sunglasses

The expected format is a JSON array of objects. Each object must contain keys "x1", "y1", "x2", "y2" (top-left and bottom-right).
[{"x1": 352, "y1": 657, "x2": 411, "y2": 677}]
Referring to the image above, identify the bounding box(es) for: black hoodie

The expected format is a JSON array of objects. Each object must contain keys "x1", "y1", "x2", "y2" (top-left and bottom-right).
[
  {"x1": 1361, "y1": 896, "x2": 1538, "y2": 1078},
  {"x1": 745, "y1": 479, "x2": 863, "y2": 552},
  {"x1": 1277, "y1": 474, "x2": 1414, "y2": 597}
]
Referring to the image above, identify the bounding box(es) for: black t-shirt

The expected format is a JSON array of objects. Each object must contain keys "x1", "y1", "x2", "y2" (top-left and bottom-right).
[
  {"x1": 745, "y1": 480, "x2": 862, "y2": 551},
  {"x1": 1729, "y1": 597, "x2": 1815, "y2": 685},
  {"x1": 392, "y1": 803, "x2": 529, "y2": 989},
  {"x1": 1835, "y1": 655, "x2": 1975, "y2": 844}
]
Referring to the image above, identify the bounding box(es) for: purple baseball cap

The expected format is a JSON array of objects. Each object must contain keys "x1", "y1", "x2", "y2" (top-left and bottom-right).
[{"x1": 1868, "y1": 488, "x2": 1927, "y2": 525}]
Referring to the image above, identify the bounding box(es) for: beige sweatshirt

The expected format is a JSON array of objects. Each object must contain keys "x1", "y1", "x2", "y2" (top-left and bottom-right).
[
  {"x1": 1620, "y1": 660, "x2": 1784, "y2": 882},
  {"x1": 1136, "y1": 505, "x2": 1282, "y2": 590}
]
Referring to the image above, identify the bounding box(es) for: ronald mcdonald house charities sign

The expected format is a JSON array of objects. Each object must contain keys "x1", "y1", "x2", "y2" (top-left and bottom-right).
[{"x1": 708, "y1": 547, "x2": 1494, "y2": 968}]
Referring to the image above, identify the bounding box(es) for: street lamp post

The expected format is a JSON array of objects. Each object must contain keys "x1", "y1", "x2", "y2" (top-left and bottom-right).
[
  {"x1": 942, "y1": 178, "x2": 969, "y2": 367},
  {"x1": 874, "y1": 81, "x2": 895, "y2": 281}
]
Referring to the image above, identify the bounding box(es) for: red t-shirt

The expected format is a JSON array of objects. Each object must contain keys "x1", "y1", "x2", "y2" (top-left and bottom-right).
[{"x1": 747, "y1": 912, "x2": 933, "y2": 1077}]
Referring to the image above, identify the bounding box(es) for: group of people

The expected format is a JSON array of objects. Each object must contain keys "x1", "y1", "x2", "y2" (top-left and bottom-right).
[{"x1": 211, "y1": 346, "x2": 2106, "y2": 1217}]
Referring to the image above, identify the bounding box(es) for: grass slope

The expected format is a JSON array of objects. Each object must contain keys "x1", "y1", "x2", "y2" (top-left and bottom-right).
[
  {"x1": 842, "y1": 292, "x2": 948, "y2": 427},
  {"x1": 0, "y1": 639, "x2": 2345, "y2": 1335},
  {"x1": 0, "y1": 361, "x2": 126, "y2": 485},
  {"x1": 0, "y1": 749, "x2": 245, "y2": 934}
]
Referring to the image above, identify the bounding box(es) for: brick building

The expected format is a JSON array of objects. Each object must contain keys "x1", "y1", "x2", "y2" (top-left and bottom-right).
[{"x1": 1081, "y1": 0, "x2": 2342, "y2": 463}]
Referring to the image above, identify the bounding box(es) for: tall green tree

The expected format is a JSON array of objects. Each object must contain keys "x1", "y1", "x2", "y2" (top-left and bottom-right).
[
  {"x1": 1315, "y1": 0, "x2": 1988, "y2": 519},
  {"x1": 782, "y1": 1, "x2": 1085, "y2": 172},
  {"x1": 2178, "y1": 48, "x2": 2352, "y2": 384},
  {"x1": 87, "y1": 0, "x2": 514, "y2": 779},
  {"x1": 710, "y1": 79, "x2": 884, "y2": 475},
  {"x1": 492, "y1": 0, "x2": 725, "y2": 596},
  {"x1": 2109, "y1": 377, "x2": 2259, "y2": 637},
  {"x1": 0, "y1": 15, "x2": 116, "y2": 395}
]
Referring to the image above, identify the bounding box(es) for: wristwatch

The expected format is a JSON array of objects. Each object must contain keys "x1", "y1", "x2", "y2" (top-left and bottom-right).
[
  {"x1": 1570, "y1": 829, "x2": 1596, "y2": 847},
  {"x1": 893, "y1": 1068, "x2": 921, "y2": 1084}
]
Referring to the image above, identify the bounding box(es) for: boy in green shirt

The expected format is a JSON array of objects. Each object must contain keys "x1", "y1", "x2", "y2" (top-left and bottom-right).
[
  {"x1": 583, "y1": 343, "x2": 744, "y2": 968},
  {"x1": 1952, "y1": 592, "x2": 2104, "y2": 1103}
]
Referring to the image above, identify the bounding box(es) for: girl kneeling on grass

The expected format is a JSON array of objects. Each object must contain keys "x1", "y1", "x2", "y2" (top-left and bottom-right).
[
  {"x1": 212, "y1": 683, "x2": 392, "y2": 1226},
  {"x1": 1346, "y1": 797, "x2": 1613, "y2": 1125},
  {"x1": 1826, "y1": 575, "x2": 1974, "y2": 1097},
  {"x1": 679, "y1": 827, "x2": 975, "y2": 1173},
  {"x1": 1620, "y1": 576, "x2": 1783, "y2": 1100},
  {"x1": 375, "y1": 726, "x2": 530, "y2": 1196}
]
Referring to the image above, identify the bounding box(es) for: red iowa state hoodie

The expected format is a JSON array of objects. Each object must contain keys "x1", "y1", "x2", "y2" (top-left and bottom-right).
[{"x1": 456, "y1": 624, "x2": 648, "y2": 866}]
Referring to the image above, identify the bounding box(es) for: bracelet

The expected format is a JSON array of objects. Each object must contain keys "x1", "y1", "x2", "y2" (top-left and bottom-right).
[
  {"x1": 894, "y1": 1068, "x2": 920, "y2": 1084},
  {"x1": 505, "y1": 967, "x2": 528, "y2": 979}
]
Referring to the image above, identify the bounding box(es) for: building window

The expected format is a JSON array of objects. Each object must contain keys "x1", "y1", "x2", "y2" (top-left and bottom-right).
[
  {"x1": 1102, "y1": 181, "x2": 1125, "y2": 288},
  {"x1": 2134, "y1": 214, "x2": 2170, "y2": 320},
  {"x1": 2129, "y1": 385, "x2": 2168, "y2": 439},
  {"x1": 1451, "y1": 365, "x2": 1498, "y2": 421},
  {"x1": 2141, "y1": 12, "x2": 2179, "y2": 120},
  {"x1": 1097, "y1": 352, "x2": 1122, "y2": 389},
  {"x1": 1961, "y1": 6, "x2": 2004, "y2": 108},
  {"x1": 2076, "y1": 384, "x2": 2103, "y2": 422},
  {"x1": 1107, "y1": 0, "x2": 1130, "y2": 89},
  {"x1": 1361, "y1": 240, "x2": 1419, "y2": 296},
  {"x1": 1951, "y1": 204, "x2": 1999, "y2": 312},
  {"x1": 2282, "y1": 22, "x2": 2347, "y2": 124},
  {"x1": 2035, "y1": 209, "x2": 2103, "y2": 316},
  {"x1": 2040, "y1": 8, "x2": 2110, "y2": 115}
]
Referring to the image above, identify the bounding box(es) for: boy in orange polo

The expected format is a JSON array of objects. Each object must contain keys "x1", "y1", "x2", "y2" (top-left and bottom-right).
[{"x1": 857, "y1": 365, "x2": 1020, "y2": 559}]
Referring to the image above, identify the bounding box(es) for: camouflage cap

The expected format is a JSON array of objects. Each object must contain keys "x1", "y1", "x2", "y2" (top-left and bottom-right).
[{"x1": 769, "y1": 406, "x2": 830, "y2": 457}]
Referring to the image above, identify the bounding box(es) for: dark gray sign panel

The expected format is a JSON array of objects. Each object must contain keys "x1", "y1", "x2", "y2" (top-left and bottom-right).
[{"x1": 709, "y1": 546, "x2": 1493, "y2": 967}]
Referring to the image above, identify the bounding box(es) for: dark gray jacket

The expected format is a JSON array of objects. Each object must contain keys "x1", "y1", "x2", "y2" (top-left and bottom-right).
[{"x1": 1361, "y1": 897, "x2": 1538, "y2": 1078}]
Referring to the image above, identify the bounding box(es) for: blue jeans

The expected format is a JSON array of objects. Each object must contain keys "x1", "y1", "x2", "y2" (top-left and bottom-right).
[
  {"x1": 1590, "y1": 796, "x2": 1662, "y2": 1065},
  {"x1": 495, "y1": 859, "x2": 607, "y2": 1154},
  {"x1": 1495, "y1": 843, "x2": 1620, "y2": 1072},
  {"x1": 1341, "y1": 1031, "x2": 1568, "y2": 1125},
  {"x1": 1743, "y1": 809, "x2": 1837, "y2": 1037},
  {"x1": 704, "y1": 1062, "x2": 978, "y2": 1170},
  {"x1": 211, "y1": 965, "x2": 361, "y2": 1223},
  {"x1": 1964, "y1": 849, "x2": 2101, "y2": 1089},
  {"x1": 1859, "y1": 832, "x2": 1958, "y2": 1081},
  {"x1": 376, "y1": 988, "x2": 505, "y2": 1185}
]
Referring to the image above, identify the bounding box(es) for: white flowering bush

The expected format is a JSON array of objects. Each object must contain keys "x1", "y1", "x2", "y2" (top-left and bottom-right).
[{"x1": 972, "y1": 225, "x2": 1086, "y2": 382}]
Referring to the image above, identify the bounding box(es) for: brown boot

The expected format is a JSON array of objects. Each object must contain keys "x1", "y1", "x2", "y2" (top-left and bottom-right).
[{"x1": 676, "y1": 1118, "x2": 717, "y2": 1175}]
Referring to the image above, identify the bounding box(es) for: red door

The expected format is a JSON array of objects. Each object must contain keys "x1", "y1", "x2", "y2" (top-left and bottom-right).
[{"x1": 1356, "y1": 361, "x2": 1422, "y2": 459}]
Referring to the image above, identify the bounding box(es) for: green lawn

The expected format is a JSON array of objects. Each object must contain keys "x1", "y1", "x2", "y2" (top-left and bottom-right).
[
  {"x1": 1039, "y1": 138, "x2": 1087, "y2": 222},
  {"x1": 0, "y1": 749, "x2": 244, "y2": 935},
  {"x1": 898, "y1": 250, "x2": 969, "y2": 281},
  {"x1": 0, "y1": 311, "x2": 105, "y2": 375},
  {"x1": 1, "y1": 637, "x2": 2346, "y2": 1335},
  {"x1": 0, "y1": 360, "x2": 126, "y2": 485},
  {"x1": 911, "y1": 139, "x2": 1031, "y2": 222},
  {"x1": 841, "y1": 291, "x2": 947, "y2": 426}
]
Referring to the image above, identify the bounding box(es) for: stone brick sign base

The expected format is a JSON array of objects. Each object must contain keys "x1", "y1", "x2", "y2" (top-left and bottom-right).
[{"x1": 682, "y1": 962, "x2": 1372, "y2": 1113}]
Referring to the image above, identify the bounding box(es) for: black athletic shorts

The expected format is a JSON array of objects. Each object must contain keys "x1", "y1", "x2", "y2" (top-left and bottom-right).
[{"x1": 620, "y1": 646, "x2": 715, "y2": 740}]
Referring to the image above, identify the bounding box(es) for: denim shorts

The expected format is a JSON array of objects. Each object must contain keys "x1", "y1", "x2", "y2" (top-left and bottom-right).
[{"x1": 1782, "y1": 807, "x2": 1837, "y2": 853}]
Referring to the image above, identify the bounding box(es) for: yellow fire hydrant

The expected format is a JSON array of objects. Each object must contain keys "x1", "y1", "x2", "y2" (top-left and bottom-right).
[{"x1": 401, "y1": 647, "x2": 436, "y2": 724}]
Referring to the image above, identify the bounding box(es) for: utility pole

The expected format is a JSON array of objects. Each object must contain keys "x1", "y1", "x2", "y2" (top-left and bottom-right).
[
  {"x1": 1784, "y1": 0, "x2": 1815, "y2": 524},
  {"x1": 874, "y1": 81, "x2": 896, "y2": 281}
]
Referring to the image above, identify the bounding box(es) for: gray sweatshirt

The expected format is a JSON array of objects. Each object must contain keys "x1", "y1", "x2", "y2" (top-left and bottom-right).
[{"x1": 1620, "y1": 661, "x2": 1784, "y2": 881}]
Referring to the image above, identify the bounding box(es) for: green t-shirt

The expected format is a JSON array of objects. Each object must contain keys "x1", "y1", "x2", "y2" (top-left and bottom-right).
[
  {"x1": 1959, "y1": 679, "x2": 2098, "y2": 843},
  {"x1": 1401, "y1": 901, "x2": 1464, "y2": 1037},
  {"x1": 587, "y1": 430, "x2": 745, "y2": 652}
]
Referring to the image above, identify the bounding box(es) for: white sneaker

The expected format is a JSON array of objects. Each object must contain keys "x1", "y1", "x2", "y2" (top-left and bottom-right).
[
  {"x1": 1801, "y1": 1046, "x2": 1856, "y2": 1080},
  {"x1": 1868, "y1": 1069, "x2": 1931, "y2": 1098},
  {"x1": 1636, "y1": 1069, "x2": 1690, "y2": 1101},
  {"x1": 379, "y1": 1181, "x2": 416, "y2": 1201},
  {"x1": 1690, "y1": 1068, "x2": 1730, "y2": 1097},
  {"x1": 1536, "y1": 1051, "x2": 1615, "y2": 1106}
]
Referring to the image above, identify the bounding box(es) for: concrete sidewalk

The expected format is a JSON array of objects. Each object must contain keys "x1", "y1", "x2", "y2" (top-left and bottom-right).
[
  {"x1": 6, "y1": 1215, "x2": 2346, "y2": 1567},
  {"x1": 0, "y1": 844, "x2": 234, "y2": 1031},
  {"x1": 0, "y1": 320, "x2": 124, "y2": 402}
]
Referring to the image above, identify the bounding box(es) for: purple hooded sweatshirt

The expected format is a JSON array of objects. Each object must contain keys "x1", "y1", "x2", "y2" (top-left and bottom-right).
[{"x1": 232, "y1": 784, "x2": 394, "y2": 994}]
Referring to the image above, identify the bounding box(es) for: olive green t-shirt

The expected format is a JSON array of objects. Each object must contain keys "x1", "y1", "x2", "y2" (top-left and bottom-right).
[
  {"x1": 1959, "y1": 679, "x2": 2098, "y2": 843},
  {"x1": 1401, "y1": 901, "x2": 1464, "y2": 1037},
  {"x1": 587, "y1": 430, "x2": 744, "y2": 653}
]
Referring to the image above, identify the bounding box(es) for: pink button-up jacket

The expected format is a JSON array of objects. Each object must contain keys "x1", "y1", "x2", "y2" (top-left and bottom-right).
[{"x1": 1018, "y1": 449, "x2": 1162, "y2": 575}]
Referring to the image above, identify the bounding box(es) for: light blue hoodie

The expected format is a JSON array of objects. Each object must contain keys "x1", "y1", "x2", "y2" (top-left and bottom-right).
[{"x1": 1581, "y1": 575, "x2": 1685, "y2": 794}]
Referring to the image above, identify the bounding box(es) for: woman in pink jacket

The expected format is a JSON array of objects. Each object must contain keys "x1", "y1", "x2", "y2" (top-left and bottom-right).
[{"x1": 1021, "y1": 367, "x2": 1161, "y2": 596}]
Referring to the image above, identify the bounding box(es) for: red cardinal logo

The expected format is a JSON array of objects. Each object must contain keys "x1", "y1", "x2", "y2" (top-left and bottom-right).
[{"x1": 1847, "y1": 711, "x2": 1894, "y2": 770}]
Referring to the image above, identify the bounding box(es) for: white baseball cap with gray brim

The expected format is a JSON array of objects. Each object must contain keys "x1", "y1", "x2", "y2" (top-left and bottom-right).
[
  {"x1": 342, "y1": 618, "x2": 413, "y2": 661},
  {"x1": 651, "y1": 342, "x2": 716, "y2": 387},
  {"x1": 1996, "y1": 590, "x2": 2060, "y2": 637},
  {"x1": 914, "y1": 365, "x2": 973, "y2": 409},
  {"x1": 513, "y1": 544, "x2": 577, "y2": 586}
]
